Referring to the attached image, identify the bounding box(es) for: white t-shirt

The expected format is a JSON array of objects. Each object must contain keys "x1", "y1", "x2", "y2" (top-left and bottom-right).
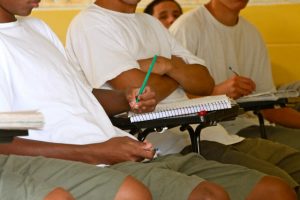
[
  {"x1": 0, "y1": 17, "x2": 132, "y2": 144},
  {"x1": 66, "y1": 4, "x2": 244, "y2": 148},
  {"x1": 66, "y1": 4, "x2": 207, "y2": 104},
  {"x1": 170, "y1": 6, "x2": 276, "y2": 134}
]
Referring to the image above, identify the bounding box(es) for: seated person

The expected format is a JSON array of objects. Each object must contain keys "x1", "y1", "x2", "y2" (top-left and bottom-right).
[
  {"x1": 0, "y1": 0, "x2": 296, "y2": 199},
  {"x1": 170, "y1": 1, "x2": 300, "y2": 197},
  {"x1": 65, "y1": 0, "x2": 300, "y2": 194},
  {"x1": 144, "y1": 0, "x2": 182, "y2": 28},
  {"x1": 170, "y1": 0, "x2": 300, "y2": 151}
]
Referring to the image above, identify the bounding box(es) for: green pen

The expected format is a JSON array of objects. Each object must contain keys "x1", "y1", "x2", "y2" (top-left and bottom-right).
[{"x1": 136, "y1": 55, "x2": 157, "y2": 102}]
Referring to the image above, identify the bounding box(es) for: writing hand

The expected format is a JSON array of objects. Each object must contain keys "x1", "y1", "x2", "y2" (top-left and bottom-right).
[
  {"x1": 213, "y1": 75, "x2": 256, "y2": 99},
  {"x1": 128, "y1": 86, "x2": 157, "y2": 113}
]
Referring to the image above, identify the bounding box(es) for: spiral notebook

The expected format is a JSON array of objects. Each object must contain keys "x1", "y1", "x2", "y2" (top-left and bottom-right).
[{"x1": 129, "y1": 95, "x2": 232, "y2": 122}]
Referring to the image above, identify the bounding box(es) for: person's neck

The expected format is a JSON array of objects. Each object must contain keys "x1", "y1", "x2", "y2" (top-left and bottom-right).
[
  {"x1": 94, "y1": 0, "x2": 137, "y2": 13},
  {"x1": 0, "y1": 9, "x2": 17, "y2": 23},
  {"x1": 205, "y1": 1, "x2": 240, "y2": 26}
]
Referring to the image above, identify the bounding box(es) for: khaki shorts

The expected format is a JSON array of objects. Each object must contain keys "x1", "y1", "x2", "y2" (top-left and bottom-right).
[
  {"x1": 111, "y1": 153, "x2": 265, "y2": 200},
  {"x1": 0, "y1": 155, "x2": 127, "y2": 200}
]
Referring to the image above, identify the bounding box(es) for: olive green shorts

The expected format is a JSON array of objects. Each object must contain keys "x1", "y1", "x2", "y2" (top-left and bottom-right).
[
  {"x1": 0, "y1": 155, "x2": 127, "y2": 200},
  {"x1": 111, "y1": 153, "x2": 265, "y2": 200},
  {"x1": 200, "y1": 138, "x2": 300, "y2": 189},
  {"x1": 0, "y1": 153, "x2": 266, "y2": 200}
]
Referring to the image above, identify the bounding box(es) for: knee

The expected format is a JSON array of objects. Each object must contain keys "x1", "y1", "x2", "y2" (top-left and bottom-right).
[
  {"x1": 44, "y1": 187, "x2": 75, "y2": 200},
  {"x1": 115, "y1": 176, "x2": 152, "y2": 200},
  {"x1": 188, "y1": 181, "x2": 230, "y2": 200},
  {"x1": 247, "y1": 176, "x2": 297, "y2": 200}
]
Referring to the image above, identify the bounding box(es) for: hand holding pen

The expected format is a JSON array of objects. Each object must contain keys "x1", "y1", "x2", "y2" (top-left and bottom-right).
[
  {"x1": 127, "y1": 55, "x2": 158, "y2": 113},
  {"x1": 213, "y1": 66, "x2": 256, "y2": 99},
  {"x1": 136, "y1": 55, "x2": 157, "y2": 102},
  {"x1": 128, "y1": 86, "x2": 157, "y2": 113}
]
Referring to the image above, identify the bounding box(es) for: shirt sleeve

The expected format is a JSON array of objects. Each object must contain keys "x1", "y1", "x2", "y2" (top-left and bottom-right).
[
  {"x1": 167, "y1": 29, "x2": 206, "y2": 66},
  {"x1": 66, "y1": 19, "x2": 139, "y2": 89},
  {"x1": 170, "y1": 12, "x2": 202, "y2": 58}
]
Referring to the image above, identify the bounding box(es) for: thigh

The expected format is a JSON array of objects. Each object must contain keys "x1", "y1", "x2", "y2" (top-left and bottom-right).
[
  {"x1": 112, "y1": 153, "x2": 264, "y2": 200},
  {"x1": 201, "y1": 140, "x2": 298, "y2": 188},
  {"x1": 233, "y1": 138, "x2": 300, "y2": 185},
  {"x1": 167, "y1": 153, "x2": 264, "y2": 200},
  {"x1": 0, "y1": 169, "x2": 54, "y2": 200},
  {"x1": 232, "y1": 138, "x2": 299, "y2": 164},
  {"x1": 111, "y1": 157, "x2": 202, "y2": 200},
  {"x1": 238, "y1": 125, "x2": 300, "y2": 151},
  {"x1": 0, "y1": 155, "x2": 127, "y2": 200}
]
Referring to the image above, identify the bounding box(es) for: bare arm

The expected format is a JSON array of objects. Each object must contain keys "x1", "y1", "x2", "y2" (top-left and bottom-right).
[
  {"x1": 92, "y1": 89, "x2": 130, "y2": 116},
  {"x1": 0, "y1": 137, "x2": 154, "y2": 165},
  {"x1": 108, "y1": 69, "x2": 178, "y2": 103},
  {"x1": 92, "y1": 87, "x2": 156, "y2": 117},
  {"x1": 108, "y1": 55, "x2": 214, "y2": 102},
  {"x1": 212, "y1": 75, "x2": 256, "y2": 99},
  {"x1": 168, "y1": 56, "x2": 214, "y2": 96},
  {"x1": 139, "y1": 56, "x2": 215, "y2": 96},
  {"x1": 262, "y1": 107, "x2": 300, "y2": 129}
]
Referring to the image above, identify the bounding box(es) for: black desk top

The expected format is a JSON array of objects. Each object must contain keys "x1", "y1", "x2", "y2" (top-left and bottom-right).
[
  {"x1": 238, "y1": 97, "x2": 300, "y2": 111},
  {"x1": 111, "y1": 105, "x2": 240, "y2": 131},
  {"x1": 0, "y1": 129, "x2": 28, "y2": 143}
]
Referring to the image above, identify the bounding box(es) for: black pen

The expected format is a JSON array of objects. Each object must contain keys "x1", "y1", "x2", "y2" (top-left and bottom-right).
[{"x1": 228, "y1": 66, "x2": 239, "y2": 76}]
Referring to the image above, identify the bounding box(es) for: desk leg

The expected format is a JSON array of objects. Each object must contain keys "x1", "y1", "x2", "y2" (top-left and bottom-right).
[
  {"x1": 137, "y1": 128, "x2": 155, "y2": 141},
  {"x1": 254, "y1": 110, "x2": 268, "y2": 139},
  {"x1": 195, "y1": 125, "x2": 205, "y2": 153},
  {"x1": 180, "y1": 124, "x2": 204, "y2": 154}
]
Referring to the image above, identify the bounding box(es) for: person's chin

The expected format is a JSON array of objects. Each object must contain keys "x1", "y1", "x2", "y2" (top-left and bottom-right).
[{"x1": 18, "y1": 10, "x2": 33, "y2": 17}]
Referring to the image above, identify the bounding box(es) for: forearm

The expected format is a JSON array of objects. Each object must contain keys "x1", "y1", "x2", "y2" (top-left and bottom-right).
[
  {"x1": 92, "y1": 89, "x2": 129, "y2": 116},
  {"x1": 0, "y1": 138, "x2": 101, "y2": 164},
  {"x1": 168, "y1": 56, "x2": 214, "y2": 95},
  {"x1": 212, "y1": 84, "x2": 225, "y2": 96},
  {"x1": 170, "y1": 65, "x2": 214, "y2": 95},
  {"x1": 147, "y1": 75, "x2": 178, "y2": 102},
  {"x1": 108, "y1": 69, "x2": 178, "y2": 103},
  {"x1": 262, "y1": 107, "x2": 300, "y2": 129}
]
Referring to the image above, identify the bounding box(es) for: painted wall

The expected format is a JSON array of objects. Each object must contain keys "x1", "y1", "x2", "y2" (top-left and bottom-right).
[
  {"x1": 31, "y1": 9, "x2": 80, "y2": 45},
  {"x1": 31, "y1": 3, "x2": 300, "y2": 86},
  {"x1": 241, "y1": 4, "x2": 300, "y2": 86}
]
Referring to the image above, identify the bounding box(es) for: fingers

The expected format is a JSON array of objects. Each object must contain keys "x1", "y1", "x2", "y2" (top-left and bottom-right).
[
  {"x1": 227, "y1": 76, "x2": 256, "y2": 99},
  {"x1": 138, "y1": 86, "x2": 156, "y2": 100},
  {"x1": 140, "y1": 147, "x2": 155, "y2": 160},
  {"x1": 129, "y1": 86, "x2": 157, "y2": 113},
  {"x1": 122, "y1": 137, "x2": 155, "y2": 160},
  {"x1": 135, "y1": 140, "x2": 155, "y2": 160},
  {"x1": 237, "y1": 76, "x2": 256, "y2": 92},
  {"x1": 143, "y1": 140, "x2": 154, "y2": 150}
]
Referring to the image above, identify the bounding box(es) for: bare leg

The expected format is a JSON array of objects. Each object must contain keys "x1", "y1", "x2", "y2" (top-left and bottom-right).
[
  {"x1": 188, "y1": 181, "x2": 230, "y2": 200},
  {"x1": 115, "y1": 176, "x2": 152, "y2": 200},
  {"x1": 44, "y1": 187, "x2": 75, "y2": 200},
  {"x1": 246, "y1": 176, "x2": 297, "y2": 200}
]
